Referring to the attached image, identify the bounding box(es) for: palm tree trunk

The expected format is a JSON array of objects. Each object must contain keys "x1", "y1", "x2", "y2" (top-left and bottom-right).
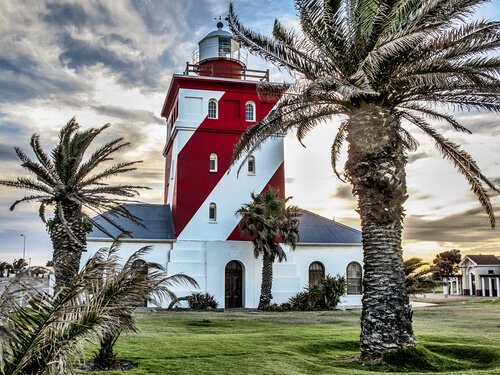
[
  {"x1": 93, "y1": 334, "x2": 118, "y2": 369},
  {"x1": 49, "y1": 201, "x2": 86, "y2": 290},
  {"x1": 258, "y1": 251, "x2": 274, "y2": 309},
  {"x1": 346, "y1": 103, "x2": 415, "y2": 362}
]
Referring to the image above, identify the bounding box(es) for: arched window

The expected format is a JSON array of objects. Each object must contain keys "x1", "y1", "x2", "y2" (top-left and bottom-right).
[
  {"x1": 245, "y1": 102, "x2": 255, "y2": 121},
  {"x1": 309, "y1": 262, "x2": 325, "y2": 285},
  {"x1": 209, "y1": 202, "x2": 217, "y2": 222},
  {"x1": 247, "y1": 155, "x2": 255, "y2": 175},
  {"x1": 347, "y1": 262, "x2": 362, "y2": 294},
  {"x1": 208, "y1": 99, "x2": 218, "y2": 119},
  {"x1": 209, "y1": 153, "x2": 218, "y2": 172}
]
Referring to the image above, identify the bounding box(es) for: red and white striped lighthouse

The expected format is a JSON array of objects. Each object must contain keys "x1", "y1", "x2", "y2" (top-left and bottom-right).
[{"x1": 160, "y1": 21, "x2": 285, "y2": 241}]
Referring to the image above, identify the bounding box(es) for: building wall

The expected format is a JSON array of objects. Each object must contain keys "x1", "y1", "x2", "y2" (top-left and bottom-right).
[{"x1": 86, "y1": 238, "x2": 363, "y2": 308}]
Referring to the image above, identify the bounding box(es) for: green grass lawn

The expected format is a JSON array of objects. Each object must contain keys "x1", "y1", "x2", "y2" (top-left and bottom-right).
[{"x1": 81, "y1": 298, "x2": 500, "y2": 374}]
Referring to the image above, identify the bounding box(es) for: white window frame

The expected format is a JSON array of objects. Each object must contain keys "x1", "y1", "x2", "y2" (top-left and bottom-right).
[
  {"x1": 209, "y1": 202, "x2": 217, "y2": 222},
  {"x1": 247, "y1": 155, "x2": 255, "y2": 175},
  {"x1": 245, "y1": 101, "x2": 256, "y2": 122},
  {"x1": 209, "y1": 153, "x2": 218, "y2": 173},
  {"x1": 346, "y1": 262, "x2": 363, "y2": 295},
  {"x1": 208, "y1": 99, "x2": 218, "y2": 119}
]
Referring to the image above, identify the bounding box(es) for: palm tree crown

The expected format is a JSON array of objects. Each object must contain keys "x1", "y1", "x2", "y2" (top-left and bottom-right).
[
  {"x1": 228, "y1": 0, "x2": 499, "y2": 361},
  {"x1": 229, "y1": 0, "x2": 499, "y2": 225}
]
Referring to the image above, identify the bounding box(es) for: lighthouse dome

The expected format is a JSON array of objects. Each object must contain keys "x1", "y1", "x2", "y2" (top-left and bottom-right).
[{"x1": 197, "y1": 21, "x2": 245, "y2": 65}]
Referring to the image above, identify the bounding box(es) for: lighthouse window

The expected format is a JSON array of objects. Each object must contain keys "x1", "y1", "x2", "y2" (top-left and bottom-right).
[
  {"x1": 208, "y1": 99, "x2": 217, "y2": 119},
  {"x1": 209, "y1": 153, "x2": 218, "y2": 172},
  {"x1": 245, "y1": 102, "x2": 255, "y2": 121},
  {"x1": 247, "y1": 155, "x2": 255, "y2": 175},
  {"x1": 209, "y1": 202, "x2": 217, "y2": 222},
  {"x1": 219, "y1": 37, "x2": 231, "y2": 58}
]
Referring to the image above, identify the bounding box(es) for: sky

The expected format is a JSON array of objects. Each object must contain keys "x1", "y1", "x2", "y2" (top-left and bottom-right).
[{"x1": 0, "y1": 0, "x2": 499, "y2": 267}]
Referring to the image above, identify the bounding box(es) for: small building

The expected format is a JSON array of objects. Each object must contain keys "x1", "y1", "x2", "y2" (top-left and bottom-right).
[{"x1": 459, "y1": 255, "x2": 500, "y2": 296}]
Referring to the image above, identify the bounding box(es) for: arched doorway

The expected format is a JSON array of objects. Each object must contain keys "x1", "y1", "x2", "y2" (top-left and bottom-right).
[{"x1": 225, "y1": 261, "x2": 243, "y2": 308}]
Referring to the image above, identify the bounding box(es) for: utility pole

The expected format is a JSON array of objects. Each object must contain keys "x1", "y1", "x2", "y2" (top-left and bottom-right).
[{"x1": 20, "y1": 233, "x2": 26, "y2": 260}]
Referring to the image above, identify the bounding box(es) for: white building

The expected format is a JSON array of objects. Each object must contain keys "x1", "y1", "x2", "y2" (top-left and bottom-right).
[
  {"x1": 84, "y1": 22, "x2": 363, "y2": 308},
  {"x1": 459, "y1": 255, "x2": 500, "y2": 297}
]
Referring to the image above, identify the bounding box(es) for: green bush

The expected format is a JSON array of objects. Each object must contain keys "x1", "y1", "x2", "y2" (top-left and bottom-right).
[
  {"x1": 289, "y1": 274, "x2": 346, "y2": 311},
  {"x1": 187, "y1": 292, "x2": 219, "y2": 310}
]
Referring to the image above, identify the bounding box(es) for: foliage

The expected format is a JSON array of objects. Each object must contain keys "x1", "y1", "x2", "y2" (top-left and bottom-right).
[
  {"x1": 228, "y1": 0, "x2": 499, "y2": 360},
  {"x1": 403, "y1": 258, "x2": 434, "y2": 294},
  {"x1": 0, "y1": 117, "x2": 148, "y2": 288},
  {"x1": 187, "y1": 292, "x2": 219, "y2": 310},
  {"x1": 289, "y1": 274, "x2": 346, "y2": 310},
  {"x1": 236, "y1": 188, "x2": 300, "y2": 309},
  {"x1": 0, "y1": 242, "x2": 197, "y2": 375},
  {"x1": 11, "y1": 259, "x2": 28, "y2": 273},
  {"x1": 0, "y1": 261, "x2": 14, "y2": 277},
  {"x1": 91, "y1": 240, "x2": 198, "y2": 370},
  {"x1": 431, "y1": 250, "x2": 462, "y2": 279},
  {"x1": 0, "y1": 247, "x2": 116, "y2": 375}
]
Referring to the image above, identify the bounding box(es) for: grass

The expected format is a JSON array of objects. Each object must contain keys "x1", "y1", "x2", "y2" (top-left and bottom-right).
[{"x1": 81, "y1": 298, "x2": 500, "y2": 374}]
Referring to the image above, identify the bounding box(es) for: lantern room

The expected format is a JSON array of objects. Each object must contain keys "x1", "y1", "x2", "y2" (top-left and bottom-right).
[{"x1": 185, "y1": 21, "x2": 268, "y2": 81}]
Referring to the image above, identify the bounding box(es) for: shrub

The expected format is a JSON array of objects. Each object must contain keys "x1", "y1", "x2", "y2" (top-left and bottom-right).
[
  {"x1": 187, "y1": 292, "x2": 218, "y2": 310},
  {"x1": 289, "y1": 274, "x2": 346, "y2": 311}
]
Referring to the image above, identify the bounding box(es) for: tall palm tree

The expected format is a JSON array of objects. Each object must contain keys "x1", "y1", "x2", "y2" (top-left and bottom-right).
[
  {"x1": 228, "y1": 0, "x2": 499, "y2": 361},
  {"x1": 0, "y1": 118, "x2": 147, "y2": 289},
  {"x1": 236, "y1": 188, "x2": 300, "y2": 309}
]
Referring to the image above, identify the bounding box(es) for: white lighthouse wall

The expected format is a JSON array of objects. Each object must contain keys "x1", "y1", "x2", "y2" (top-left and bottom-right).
[{"x1": 178, "y1": 137, "x2": 284, "y2": 241}]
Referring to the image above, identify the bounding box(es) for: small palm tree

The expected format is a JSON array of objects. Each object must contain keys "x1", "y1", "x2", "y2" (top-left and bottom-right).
[
  {"x1": 0, "y1": 117, "x2": 147, "y2": 289},
  {"x1": 236, "y1": 188, "x2": 300, "y2": 309},
  {"x1": 91, "y1": 240, "x2": 198, "y2": 370},
  {"x1": 403, "y1": 258, "x2": 434, "y2": 294},
  {"x1": 12, "y1": 259, "x2": 28, "y2": 274},
  {"x1": 228, "y1": 0, "x2": 499, "y2": 361},
  {"x1": 0, "y1": 241, "x2": 196, "y2": 374},
  {"x1": 0, "y1": 261, "x2": 13, "y2": 277}
]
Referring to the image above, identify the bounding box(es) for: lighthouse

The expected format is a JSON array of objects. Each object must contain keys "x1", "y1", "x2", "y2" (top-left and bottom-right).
[
  {"x1": 87, "y1": 21, "x2": 363, "y2": 310},
  {"x1": 160, "y1": 21, "x2": 285, "y2": 242}
]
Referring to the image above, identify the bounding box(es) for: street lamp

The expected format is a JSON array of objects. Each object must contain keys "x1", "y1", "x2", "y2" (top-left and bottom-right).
[{"x1": 20, "y1": 233, "x2": 26, "y2": 260}]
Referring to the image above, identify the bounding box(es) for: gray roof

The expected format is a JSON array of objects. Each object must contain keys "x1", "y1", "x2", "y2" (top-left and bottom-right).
[
  {"x1": 88, "y1": 205, "x2": 361, "y2": 245},
  {"x1": 297, "y1": 210, "x2": 362, "y2": 244},
  {"x1": 89, "y1": 204, "x2": 175, "y2": 241},
  {"x1": 465, "y1": 255, "x2": 500, "y2": 265}
]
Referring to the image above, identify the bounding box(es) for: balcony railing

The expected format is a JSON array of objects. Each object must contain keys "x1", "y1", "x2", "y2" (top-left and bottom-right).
[{"x1": 184, "y1": 62, "x2": 269, "y2": 82}]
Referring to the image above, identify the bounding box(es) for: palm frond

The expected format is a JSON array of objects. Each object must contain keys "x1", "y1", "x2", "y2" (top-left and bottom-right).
[
  {"x1": 402, "y1": 111, "x2": 497, "y2": 227},
  {"x1": 330, "y1": 119, "x2": 348, "y2": 182}
]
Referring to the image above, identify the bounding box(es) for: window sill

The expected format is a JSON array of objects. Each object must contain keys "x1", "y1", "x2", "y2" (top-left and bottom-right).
[{"x1": 208, "y1": 221, "x2": 217, "y2": 224}]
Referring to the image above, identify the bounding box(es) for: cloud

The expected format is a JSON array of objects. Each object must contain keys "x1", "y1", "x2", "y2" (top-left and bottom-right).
[
  {"x1": 330, "y1": 185, "x2": 353, "y2": 200},
  {"x1": 94, "y1": 105, "x2": 163, "y2": 125},
  {"x1": 403, "y1": 207, "x2": 498, "y2": 243}
]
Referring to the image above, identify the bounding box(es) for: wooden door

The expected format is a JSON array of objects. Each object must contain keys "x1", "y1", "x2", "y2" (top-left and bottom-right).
[{"x1": 225, "y1": 261, "x2": 243, "y2": 308}]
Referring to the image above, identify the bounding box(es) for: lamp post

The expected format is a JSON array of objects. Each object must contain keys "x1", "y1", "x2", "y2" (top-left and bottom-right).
[{"x1": 20, "y1": 233, "x2": 26, "y2": 260}]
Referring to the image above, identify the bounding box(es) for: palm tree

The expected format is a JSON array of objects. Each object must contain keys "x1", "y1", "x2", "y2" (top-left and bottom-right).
[
  {"x1": 228, "y1": 0, "x2": 499, "y2": 361},
  {"x1": 0, "y1": 241, "x2": 197, "y2": 374},
  {"x1": 236, "y1": 188, "x2": 300, "y2": 309},
  {"x1": 403, "y1": 257, "x2": 434, "y2": 294},
  {"x1": 0, "y1": 261, "x2": 13, "y2": 277},
  {"x1": 91, "y1": 240, "x2": 198, "y2": 370},
  {"x1": 12, "y1": 259, "x2": 28, "y2": 274},
  {"x1": 0, "y1": 117, "x2": 147, "y2": 290}
]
